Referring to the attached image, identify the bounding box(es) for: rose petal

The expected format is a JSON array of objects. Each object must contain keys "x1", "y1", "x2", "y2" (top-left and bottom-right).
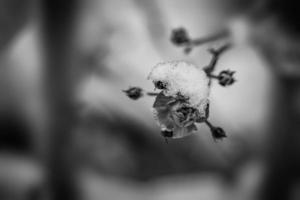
[
  {"x1": 153, "y1": 108, "x2": 175, "y2": 130},
  {"x1": 153, "y1": 92, "x2": 175, "y2": 108},
  {"x1": 172, "y1": 124, "x2": 197, "y2": 139}
]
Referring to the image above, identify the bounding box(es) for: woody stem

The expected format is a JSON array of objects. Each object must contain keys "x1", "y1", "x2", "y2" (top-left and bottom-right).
[
  {"x1": 146, "y1": 92, "x2": 159, "y2": 96},
  {"x1": 204, "y1": 119, "x2": 214, "y2": 130},
  {"x1": 188, "y1": 29, "x2": 230, "y2": 47},
  {"x1": 204, "y1": 43, "x2": 232, "y2": 75},
  {"x1": 207, "y1": 74, "x2": 220, "y2": 79}
]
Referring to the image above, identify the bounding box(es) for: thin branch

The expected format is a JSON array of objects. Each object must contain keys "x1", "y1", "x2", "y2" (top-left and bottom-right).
[
  {"x1": 146, "y1": 92, "x2": 159, "y2": 96},
  {"x1": 171, "y1": 28, "x2": 230, "y2": 54},
  {"x1": 184, "y1": 32, "x2": 230, "y2": 54},
  {"x1": 204, "y1": 43, "x2": 232, "y2": 75},
  {"x1": 190, "y1": 30, "x2": 230, "y2": 47},
  {"x1": 207, "y1": 74, "x2": 220, "y2": 79},
  {"x1": 204, "y1": 120, "x2": 213, "y2": 129}
]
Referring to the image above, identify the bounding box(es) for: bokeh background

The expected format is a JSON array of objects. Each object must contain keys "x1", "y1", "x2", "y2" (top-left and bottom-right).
[{"x1": 0, "y1": 0, "x2": 299, "y2": 200}]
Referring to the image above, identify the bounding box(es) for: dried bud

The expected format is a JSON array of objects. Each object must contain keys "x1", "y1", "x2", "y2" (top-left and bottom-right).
[
  {"x1": 161, "y1": 128, "x2": 173, "y2": 138},
  {"x1": 211, "y1": 127, "x2": 226, "y2": 140},
  {"x1": 171, "y1": 28, "x2": 190, "y2": 46},
  {"x1": 218, "y1": 70, "x2": 236, "y2": 86},
  {"x1": 123, "y1": 87, "x2": 143, "y2": 100},
  {"x1": 154, "y1": 81, "x2": 167, "y2": 90}
]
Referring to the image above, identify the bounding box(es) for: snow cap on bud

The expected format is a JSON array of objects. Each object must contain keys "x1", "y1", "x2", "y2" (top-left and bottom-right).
[
  {"x1": 171, "y1": 28, "x2": 190, "y2": 46},
  {"x1": 154, "y1": 81, "x2": 167, "y2": 90},
  {"x1": 123, "y1": 87, "x2": 143, "y2": 100},
  {"x1": 218, "y1": 70, "x2": 236, "y2": 86}
]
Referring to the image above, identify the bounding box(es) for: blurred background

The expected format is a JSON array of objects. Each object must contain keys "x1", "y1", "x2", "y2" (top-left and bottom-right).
[{"x1": 0, "y1": 0, "x2": 299, "y2": 199}]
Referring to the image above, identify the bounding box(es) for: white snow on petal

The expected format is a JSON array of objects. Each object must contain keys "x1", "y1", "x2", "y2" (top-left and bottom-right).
[{"x1": 148, "y1": 61, "x2": 210, "y2": 110}]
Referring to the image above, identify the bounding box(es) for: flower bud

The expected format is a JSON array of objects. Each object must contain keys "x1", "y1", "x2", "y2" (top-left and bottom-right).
[
  {"x1": 161, "y1": 128, "x2": 173, "y2": 138},
  {"x1": 171, "y1": 28, "x2": 190, "y2": 46},
  {"x1": 211, "y1": 127, "x2": 226, "y2": 140},
  {"x1": 123, "y1": 87, "x2": 143, "y2": 100},
  {"x1": 218, "y1": 70, "x2": 236, "y2": 86},
  {"x1": 154, "y1": 81, "x2": 167, "y2": 90}
]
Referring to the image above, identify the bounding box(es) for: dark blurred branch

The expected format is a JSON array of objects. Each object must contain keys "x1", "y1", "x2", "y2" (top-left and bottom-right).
[
  {"x1": 260, "y1": 77, "x2": 300, "y2": 200},
  {"x1": 0, "y1": 0, "x2": 32, "y2": 52},
  {"x1": 171, "y1": 28, "x2": 230, "y2": 54},
  {"x1": 191, "y1": 31, "x2": 230, "y2": 46},
  {"x1": 40, "y1": 0, "x2": 79, "y2": 200}
]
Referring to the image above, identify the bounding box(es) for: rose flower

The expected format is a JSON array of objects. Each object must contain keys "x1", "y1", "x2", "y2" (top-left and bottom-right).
[{"x1": 148, "y1": 61, "x2": 210, "y2": 138}]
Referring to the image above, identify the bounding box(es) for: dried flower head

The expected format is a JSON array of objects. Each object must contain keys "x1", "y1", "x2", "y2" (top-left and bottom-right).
[
  {"x1": 122, "y1": 29, "x2": 235, "y2": 142},
  {"x1": 123, "y1": 87, "x2": 143, "y2": 100},
  {"x1": 153, "y1": 92, "x2": 205, "y2": 138},
  {"x1": 218, "y1": 70, "x2": 236, "y2": 86},
  {"x1": 149, "y1": 61, "x2": 210, "y2": 138},
  {"x1": 211, "y1": 127, "x2": 227, "y2": 140},
  {"x1": 171, "y1": 28, "x2": 190, "y2": 46}
]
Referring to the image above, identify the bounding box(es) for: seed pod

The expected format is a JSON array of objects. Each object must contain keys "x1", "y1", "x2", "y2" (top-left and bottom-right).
[
  {"x1": 161, "y1": 128, "x2": 173, "y2": 138},
  {"x1": 171, "y1": 28, "x2": 190, "y2": 46},
  {"x1": 218, "y1": 70, "x2": 236, "y2": 86},
  {"x1": 123, "y1": 87, "x2": 143, "y2": 100},
  {"x1": 211, "y1": 127, "x2": 227, "y2": 140}
]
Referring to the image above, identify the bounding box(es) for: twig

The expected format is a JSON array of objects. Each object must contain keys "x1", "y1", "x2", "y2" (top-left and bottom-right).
[
  {"x1": 204, "y1": 120, "x2": 213, "y2": 129},
  {"x1": 146, "y1": 92, "x2": 159, "y2": 96},
  {"x1": 171, "y1": 28, "x2": 230, "y2": 54},
  {"x1": 190, "y1": 30, "x2": 230, "y2": 47},
  {"x1": 41, "y1": 0, "x2": 79, "y2": 200},
  {"x1": 204, "y1": 43, "x2": 232, "y2": 75}
]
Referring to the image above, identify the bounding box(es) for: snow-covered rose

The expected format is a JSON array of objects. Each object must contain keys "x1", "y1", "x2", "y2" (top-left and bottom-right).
[{"x1": 148, "y1": 61, "x2": 210, "y2": 138}]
